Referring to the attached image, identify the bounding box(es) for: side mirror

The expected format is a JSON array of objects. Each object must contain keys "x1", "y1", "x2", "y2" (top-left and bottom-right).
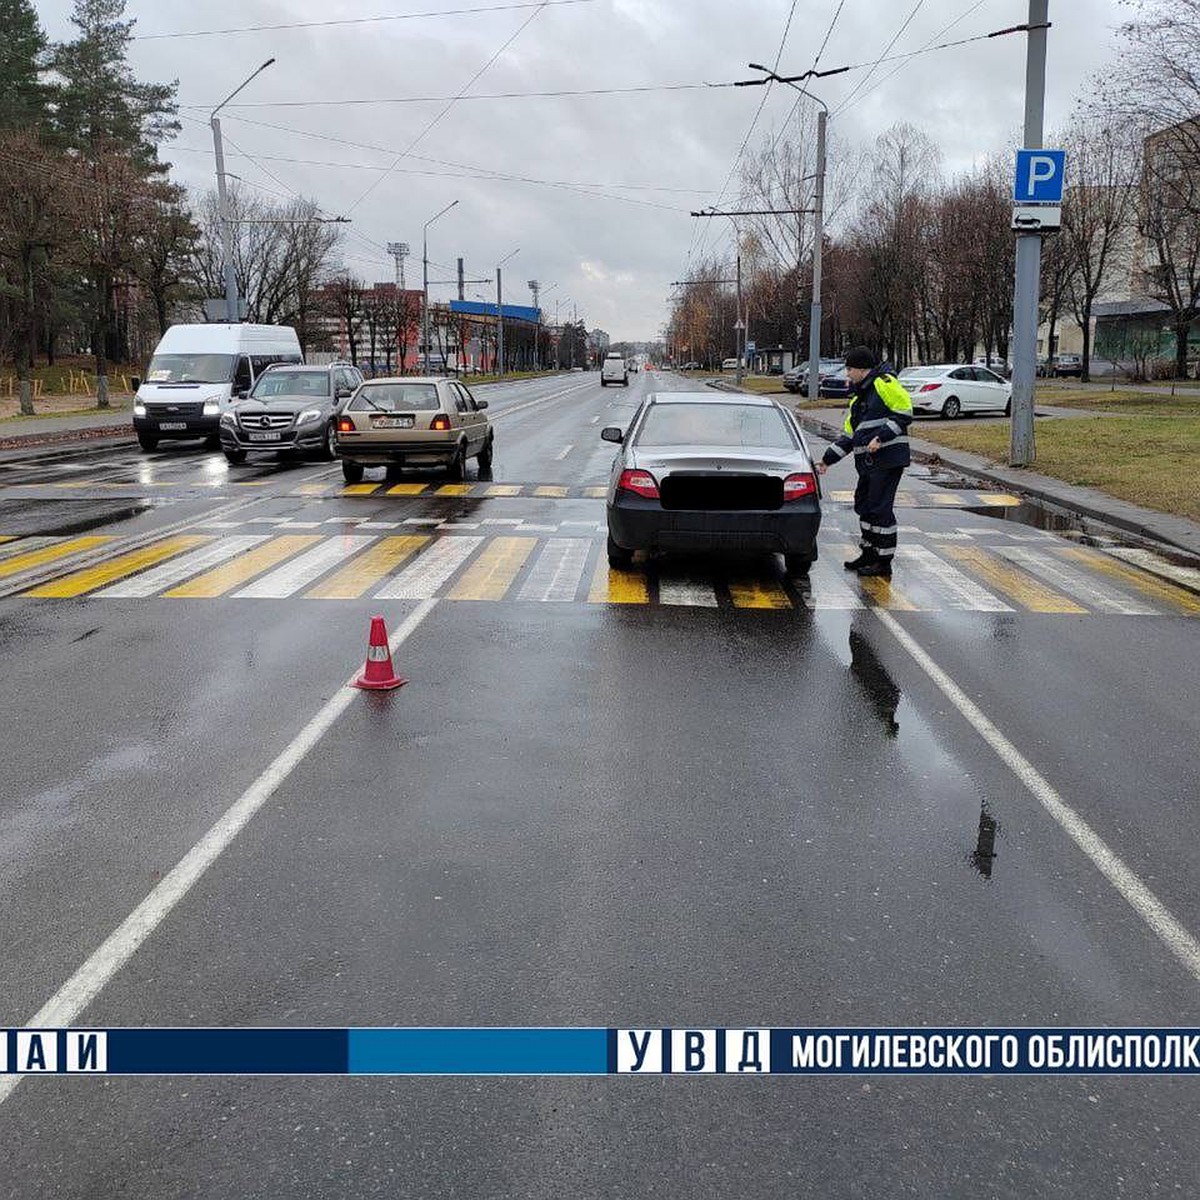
[
  {"x1": 235, "y1": 388, "x2": 249, "y2": 399},
  {"x1": 130, "y1": 375, "x2": 141, "y2": 391},
  {"x1": 335, "y1": 386, "x2": 352, "y2": 399},
  {"x1": 475, "y1": 399, "x2": 488, "y2": 410},
  {"x1": 600, "y1": 426, "x2": 623, "y2": 443}
]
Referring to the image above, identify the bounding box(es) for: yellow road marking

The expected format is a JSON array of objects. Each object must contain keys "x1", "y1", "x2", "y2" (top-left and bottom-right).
[
  {"x1": 858, "y1": 575, "x2": 919, "y2": 609},
  {"x1": 27, "y1": 536, "x2": 209, "y2": 597},
  {"x1": 534, "y1": 485, "x2": 568, "y2": 498},
  {"x1": 944, "y1": 546, "x2": 1086, "y2": 613},
  {"x1": 305, "y1": 535, "x2": 429, "y2": 599},
  {"x1": 928, "y1": 492, "x2": 966, "y2": 506},
  {"x1": 727, "y1": 578, "x2": 792, "y2": 609},
  {"x1": 234, "y1": 481, "x2": 269, "y2": 487},
  {"x1": 341, "y1": 483, "x2": 380, "y2": 495},
  {"x1": 583, "y1": 486, "x2": 607, "y2": 499},
  {"x1": 164, "y1": 535, "x2": 320, "y2": 597},
  {"x1": 1061, "y1": 546, "x2": 1200, "y2": 616},
  {"x1": 0, "y1": 536, "x2": 113, "y2": 578},
  {"x1": 295, "y1": 482, "x2": 334, "y2": 496},
  {"x1": 447, "y1": 536, "x2": 535, "y2": 600},
  {"x1": 386, "y1": 483, "x2": 427, "y2": 496},
  {"x1": 437, "y1": 483, "x2": 471, "y2": 496},
  {"x1": 893, "y1": 492, "x2": 918, "y2": 507},
  {"x1": 976, "y1": 493, "x2": 1022, "y2": 507},
  {"x1": 588, "y1": 556, "x2": 649, "y2": 604},
  {"x1": 0, "y1": 536, "x2": 12, "y2": 544},
  {"x1": 484, "y1": 484, "x2": 522, "y2": 497},
  {"x1": 830, "y1": 490, "x2": 855, "y2": 502}
]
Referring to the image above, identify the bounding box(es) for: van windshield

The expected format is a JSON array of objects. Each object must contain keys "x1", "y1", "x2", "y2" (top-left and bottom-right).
[{"x1": 145, "y1": 354, "x2": 235, "y2": 384}]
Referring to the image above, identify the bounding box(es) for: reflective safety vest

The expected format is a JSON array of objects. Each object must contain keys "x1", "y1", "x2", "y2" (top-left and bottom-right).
[{"x1": 822, "y1": 370, "x2": 913, "y2": 471}]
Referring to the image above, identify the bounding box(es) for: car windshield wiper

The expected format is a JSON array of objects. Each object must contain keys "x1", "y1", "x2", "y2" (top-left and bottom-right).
[{"x1": 359, "y1": 396, "x2": 390, "y2": 413}]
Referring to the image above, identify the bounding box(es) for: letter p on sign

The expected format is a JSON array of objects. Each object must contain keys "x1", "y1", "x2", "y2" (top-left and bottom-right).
[{"x1": 1014, "y1": 149, "x2": 1066, "y2": 204}]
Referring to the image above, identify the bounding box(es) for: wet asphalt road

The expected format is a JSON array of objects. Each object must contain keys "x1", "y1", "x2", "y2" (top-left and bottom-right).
[{"x1": 0, "y1": 370, "x2": 1198, "y2": 1198}]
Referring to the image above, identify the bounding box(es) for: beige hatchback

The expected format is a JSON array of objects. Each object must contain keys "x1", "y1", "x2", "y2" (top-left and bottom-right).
[{"x1": 334, "y1": 376, "x2": 494, "y2": 482}]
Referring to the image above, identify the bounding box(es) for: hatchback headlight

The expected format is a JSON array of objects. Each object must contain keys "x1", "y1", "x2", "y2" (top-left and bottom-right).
[
  {"x1": 296, "y1": 408, "x2": 322, "y2": 425},
  {"x1": 202, "y1": 401, "x2": 220, "y2": 416}
]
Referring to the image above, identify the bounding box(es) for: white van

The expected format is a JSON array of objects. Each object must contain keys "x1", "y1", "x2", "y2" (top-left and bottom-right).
[
  {"x1": 600, "y1": 352, "x2": 628, "y2": 387},
  {"x1": 132, "y1": 324, "x2": 303, "y2": 451}
]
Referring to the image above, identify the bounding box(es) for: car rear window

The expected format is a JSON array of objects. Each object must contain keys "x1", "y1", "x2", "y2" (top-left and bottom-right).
[
  {"x1": 636, "y1": 403, "x2": 796, "y2": 450},
  {"x1": 350, "y1": 383, "x2": 440, "y2": 412}
]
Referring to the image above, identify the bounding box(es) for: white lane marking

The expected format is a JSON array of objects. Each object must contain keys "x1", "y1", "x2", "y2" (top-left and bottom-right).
[
  {"x1": 873, "y1": 607, "x2": 1200, "y2": 984},
  {"x1": 555, "y1": 444, "x2": 574, "y2": 460},
  {"x1": 517, "y1": 537, "x2": 591, "y2": 602},
  {"x1": 403, "y1": 517, "x2": 442, "y2": 526},
  {"x1": 1107, "y1": 546, "x2": 1200, "y2": 591},
  {"x1": 590, "y1": 415, "x2": 600, "y2": 424},
  {"x1": 0, "y1": 598, "x2": 437, "y2": 1110},
  {"x1": 800, "y1": 560, "x2": 863, "y2": 610},
  {"x1": 375, "y1": 535, "x2": 482, "y2": 599},
  {"x1": 485, "y1": 380, "x2": 596, "y2": 422},
  {"x1": 233, "y1": 535, "x2": 376, "y2": 599},
  {"x1": 657, "y1": 576, "x2": 719, "y2": 607},
  {"x1": 98, "y1": 535, "x2": 271, "y2": 597},
  {"x1": 0, "y1": 535, "x2": 58, "y2": 562},
  {"x1": 997, "y1": 547, "x2": 1158, "y2": 615},
  {"x1": 897, "y1": 546, "x2": 1012, "y2": 612},
  {"x1": 356, "y1": 521, "x2": 399, "y2": 529}
]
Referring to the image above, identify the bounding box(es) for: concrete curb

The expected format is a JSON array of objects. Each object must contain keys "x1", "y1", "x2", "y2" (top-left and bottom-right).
[{"x1": 0, "y1": 424, "x2": 136, "y2": 461}]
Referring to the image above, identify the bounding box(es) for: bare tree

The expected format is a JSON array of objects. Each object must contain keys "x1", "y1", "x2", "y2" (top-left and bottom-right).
[{"x1": 324, "y1": 274, "x2": 365, "y2": 366}]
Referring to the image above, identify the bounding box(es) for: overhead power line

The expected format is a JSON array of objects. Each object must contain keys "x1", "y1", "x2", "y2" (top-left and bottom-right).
[
  {"x1": 831, "y1": 0, "x2": 926, "y2": 115},
  {"x1": 133, "y1": 0, "x2": 592, "y2": 40}
]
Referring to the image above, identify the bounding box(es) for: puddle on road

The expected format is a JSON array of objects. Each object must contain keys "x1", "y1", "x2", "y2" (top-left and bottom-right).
[{"x1": 0, "y1": 499, "x2": 153, "y2": 537}]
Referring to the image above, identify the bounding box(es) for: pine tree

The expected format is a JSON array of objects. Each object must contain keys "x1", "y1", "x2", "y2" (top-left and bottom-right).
[{"x1": 0, "y1": 0, "x2": 51, "y2": 132}]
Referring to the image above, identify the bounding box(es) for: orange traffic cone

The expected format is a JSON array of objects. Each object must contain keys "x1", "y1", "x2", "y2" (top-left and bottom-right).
[{"x1": 354, "y1": 615, "x2": 407, "y2": 691}]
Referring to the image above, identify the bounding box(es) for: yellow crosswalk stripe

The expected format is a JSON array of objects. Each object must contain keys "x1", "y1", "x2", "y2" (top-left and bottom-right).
[
  {"x1": 164, "y1": 535, "x2": 320, "y2": 597},
  {"x1": 830, "y1": 490, "x2": 854, "y2": 502},
  {"x1": 0, "y1": 536, "x2": 13, "y2": 544},
  {"x1": 386, "y1": 483, "x2": 427, "y2": 495},
  {"x1": 0, "y1": 536, "x2": 113, "y2": 578},
  {"x1": 27, "y1": 536, "x2": 209, "y2": 597},
  {"x1": 588, "y1": 555, "x2": 649, "y2": 604},
  {"x1": 340, "y1": 483, "x2": 380, "y2": 495},
  {"x1": 295, "y1": 482, "x2": 335, "y2": 496},
  {"x1": 1061, "y1": 546, "x2": 1200, "y2": 616},
  {"x1": 534, "y1": 485, "x2": 568, "y2": 498},
  {"x1": 447, "y1": 536, "x2": 535, "y2": 600},
  {"x1": 305, "y1": 535, "x2": 429, "y2": 599},
  {"x1": 976, "y1": 493, "x2": 1022, "y2": 507},
  {"x1": 727, "y1": 578, "x2": 792, "y2": 609},
  {"x1": 858, "y1": 575, "x2": 919, "y2": 610},
  {"x1": 437, "y1": 483, "x2": 471, "y2": 496},
  {"x1": 583, "y1": 486, "x2": 607, "y2": 499},
  {"x1": 483, "y1": 484, "x2": 522, "y2": 496},
  {"x1": 943, "y1": 546, "x2": 1085, "y2": 612},
  {"x1": 928, "y1": 493, "x2": 966, "y2": 506}
]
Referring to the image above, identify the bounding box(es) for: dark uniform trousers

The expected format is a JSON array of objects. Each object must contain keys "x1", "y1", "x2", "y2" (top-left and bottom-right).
[{"x1": 854, "y1": 465, "x2": 904, "y2": 561}]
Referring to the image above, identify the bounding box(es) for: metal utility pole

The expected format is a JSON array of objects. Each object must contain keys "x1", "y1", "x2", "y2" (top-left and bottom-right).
[
  {"x1": 210, "y1": 58, "x2": 275, "y2": 322},
  {"x1": 735, "y1": 251, "x2": 745, "y2": 386},
  {"x1": 422, "y1": 200, "x2": 458, "y2": 374},
  {"x1": 1010, "y1": 1, "x2": 1049, "y2": 466},
  {"x1": 386, "y1": 242, "x2": 410, "y2": 290},
  {"x1": 528, "y1": 280, "x2": 540, "y2": 368},
  {"x1": 494, "y1": 248, "x2": 519, "y2": 376},
  {"x1": 807, "y1": 106, "x2": 827, "y2": 402}
]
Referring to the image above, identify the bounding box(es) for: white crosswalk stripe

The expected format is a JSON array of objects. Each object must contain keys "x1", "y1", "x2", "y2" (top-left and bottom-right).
[
  {"x1": 798, "y1": 560, "x2": 864, "y2": 610},
  {"x1": 517, "y1": 538, "x2": 591, "y2": 602},
  {"x1": 233, "y1": 535, "x2": 376, "y2": 599},
  {"x1": 0, "y1": 535, "x2": 58, "y2": 562},
  {"x1": 374, "y1": 535, "x2": 483, "y2": 599},
  {"x1": 997, "y1": 547, "x2": 1159, "y2": 615},
  {"x1": 657, "y1": 576, "x2": 720, "y2": 607},
  {"x1": 98, "y1": 535, "x2": 271, "y2": 597},
  {"x1": 898, "y1": 546, "x2": 1012, "y2": 612}
]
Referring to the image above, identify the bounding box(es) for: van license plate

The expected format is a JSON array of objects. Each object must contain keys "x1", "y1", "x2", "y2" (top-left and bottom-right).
[
  {"x1": 372, "y1": 415, "x2": 414, "y2": 428},
  {"x1": 159, "y1": 422, "x2": 187, "y2": 431},
  {"x1": 248, "y1": 431, "x2": 282, "y2": 442}
]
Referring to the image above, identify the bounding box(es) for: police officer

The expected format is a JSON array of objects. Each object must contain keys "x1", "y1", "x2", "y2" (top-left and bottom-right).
[{"x1": 814, "y1": 345, "x2": 913, "y2": 578}]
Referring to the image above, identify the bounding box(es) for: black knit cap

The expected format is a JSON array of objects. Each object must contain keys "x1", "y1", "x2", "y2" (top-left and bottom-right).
[{"x1": 844, "y1": 345, "x2": 878, "y2": 370}]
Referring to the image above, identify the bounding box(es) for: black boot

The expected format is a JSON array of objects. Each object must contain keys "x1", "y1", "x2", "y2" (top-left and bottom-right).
[
  {"x1": 857, "y1": 558, "x2": 892, "y2": 578},
  {"x1": 843, "y1": 548, "x2": 876, "y2": 571}
]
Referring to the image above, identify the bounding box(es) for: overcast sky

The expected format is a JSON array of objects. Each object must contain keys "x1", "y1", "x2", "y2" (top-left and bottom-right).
[{"x1": 39, "y1": 0, "x2": 1124, "y2": 340}]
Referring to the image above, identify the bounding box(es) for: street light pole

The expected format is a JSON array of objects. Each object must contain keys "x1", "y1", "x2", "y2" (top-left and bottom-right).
[
  {"x1": 495, "y1": 248, "x2": 519, "y2": 377},
  {"x1": 210, "y1": 58, "x2": 275, "y2": 322},
  {"x1": 422, "y1": 199, "x2": 458, "y2": 374},
  {"x1": 1010, "y1": 0, "x2": 1050, "y2": 466}
]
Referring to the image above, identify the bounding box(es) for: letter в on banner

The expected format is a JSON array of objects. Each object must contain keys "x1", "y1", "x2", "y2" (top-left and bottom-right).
[{"x1": 670, "y1": 1029, "x2": 716, "y2": 1073}]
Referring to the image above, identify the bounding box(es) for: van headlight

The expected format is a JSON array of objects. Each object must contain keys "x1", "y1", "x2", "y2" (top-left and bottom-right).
[
  {"x1": 133, "y1": 402, "x2": 146, "y2": 417},
  {"x1": 296, "y1": 408, "x2": 321, "y2": 425},
  {"x1": 202, "y1": 401, "x2": 220, "y2": 416}
]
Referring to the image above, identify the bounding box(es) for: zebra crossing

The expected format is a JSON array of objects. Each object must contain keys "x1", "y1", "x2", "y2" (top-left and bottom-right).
[{"x1": 1, "y1": 526, "x2": 1197, "y2": 615}]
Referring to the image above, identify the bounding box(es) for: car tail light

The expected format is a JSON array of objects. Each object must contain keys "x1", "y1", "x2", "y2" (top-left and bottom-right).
[
  {"x1": 918, "y1": 382, "x2": 942, "y2": 393},
  {"x1": 336, "y1": 417, "x2": 354, "y2": 432},
  {"x1": 783, "y1": 472, "x2": 817, "y2": 501},
  {"x1": 617, "y1": 469, "x2": 659, "y2": 499},
  {"x1": 430, "y1": 413, "x2": 452, "y2": 431}
]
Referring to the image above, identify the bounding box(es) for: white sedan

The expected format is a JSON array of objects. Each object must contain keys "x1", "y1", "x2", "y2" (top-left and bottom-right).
[{"x1": 898, "y1": 364, "x2": 1012, "y2": 419}]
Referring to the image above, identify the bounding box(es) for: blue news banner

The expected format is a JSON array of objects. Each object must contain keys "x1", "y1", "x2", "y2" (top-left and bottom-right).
[{"x1": 4, "y1": 1028, "x2": 1200, "y2": 1076}]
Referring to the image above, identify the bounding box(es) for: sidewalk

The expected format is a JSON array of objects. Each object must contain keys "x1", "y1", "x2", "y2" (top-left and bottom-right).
[{"x1": 0, "y1": 406, "x2": 136, "y2": 455}]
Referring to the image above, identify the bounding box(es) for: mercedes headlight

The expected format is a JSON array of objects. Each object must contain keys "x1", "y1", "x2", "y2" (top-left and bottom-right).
[
  {"x1": 219, "y1": 411, "x2": 236, "y2": 426},
  {"x1": 296, "y1": 408, "x2": 322, "y2": 425}
]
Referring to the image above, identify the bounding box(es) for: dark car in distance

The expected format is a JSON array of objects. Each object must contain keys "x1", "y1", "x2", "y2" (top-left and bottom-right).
[{"x1": 219, "y1": 363, "x2": 363, "y2": 464}]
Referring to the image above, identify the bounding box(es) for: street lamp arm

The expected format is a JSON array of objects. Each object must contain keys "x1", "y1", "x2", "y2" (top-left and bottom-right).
[
  {"x1": 424, "y1": 198, "x2": 459, "y2": 233},
  {"x1": 212, "y1": 58, "x2": 276, "y2": 118}
]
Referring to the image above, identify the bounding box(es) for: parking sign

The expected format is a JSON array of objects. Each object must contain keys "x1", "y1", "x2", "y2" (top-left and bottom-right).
[{"x1": 1014, "y1": 149, "x2": 1066, "y2": 204}]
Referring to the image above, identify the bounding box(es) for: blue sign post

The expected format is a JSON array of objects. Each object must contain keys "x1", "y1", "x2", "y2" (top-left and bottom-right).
[{"x1": 1014, "y1": 148, "x2": 1066, "y2": 204}]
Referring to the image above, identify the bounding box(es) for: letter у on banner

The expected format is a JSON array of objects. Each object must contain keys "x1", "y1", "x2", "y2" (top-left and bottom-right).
[{"x1": 616, "y1": 1029, "x2": 663, "y2": 1073}]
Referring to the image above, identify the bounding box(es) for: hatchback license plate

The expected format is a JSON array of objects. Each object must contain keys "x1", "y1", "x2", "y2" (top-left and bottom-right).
[
  {"x1": 248, "y1": 431, "x2": 282, "y2": 442},
  {"x1": 372, "y1": 415, "x2": 414, "y2": 428}
]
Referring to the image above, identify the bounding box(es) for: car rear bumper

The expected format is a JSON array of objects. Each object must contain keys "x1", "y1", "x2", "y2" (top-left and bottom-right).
[
  {"x1": 608, "y1": 496, "x2": 820, "y2": 556},
  {"x1": 335, "y1": 436, "x2": 458, "y2": 464}
]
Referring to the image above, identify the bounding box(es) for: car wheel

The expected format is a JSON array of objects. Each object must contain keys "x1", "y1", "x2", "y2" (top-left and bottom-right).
[
  {"x1": 606, "y1": 534, "x2": 633, "y2": 569},
  {"x1": 317, "y1": 423, "x2": 337, "y2": 461},
  {"x1": 477, "y1": 433, "x2": 494, "y2": 470},
  {"x1": 224, "y1": 448, "x2": 247, "y2": 464},
  {"x1": 446, "y1": 444, "x2": 467, "y2": 481},
  {"x1": 137, "y1": 433, "x2": 158, "y2": 452},
  {"x1": 342, "y1": 459, "x2": 364, "y2": 483},
  {"x1": 941, "y1": 397, "x2": 961, "y2": 419},
  {"x1": 785, "y1": 553, "x2": 814, "y2": 576}
]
